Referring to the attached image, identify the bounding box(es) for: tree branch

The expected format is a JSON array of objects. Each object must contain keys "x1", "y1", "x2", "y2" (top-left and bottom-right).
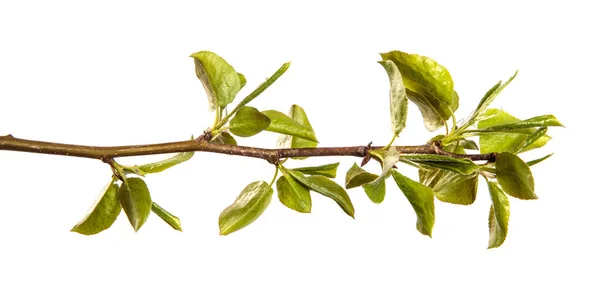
[{"x1": 0, "y1": 134, "x2": 496, "y2": 164}]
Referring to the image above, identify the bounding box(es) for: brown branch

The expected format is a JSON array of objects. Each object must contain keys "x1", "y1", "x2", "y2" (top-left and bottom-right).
[{"x1": 0, "y1": 134, "x2": 496, "y2": 164}]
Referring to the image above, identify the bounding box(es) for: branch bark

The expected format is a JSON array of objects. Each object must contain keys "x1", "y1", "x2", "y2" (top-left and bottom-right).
[{"x1": 0, "y1": 134, "x2": 496, "y2": 164}]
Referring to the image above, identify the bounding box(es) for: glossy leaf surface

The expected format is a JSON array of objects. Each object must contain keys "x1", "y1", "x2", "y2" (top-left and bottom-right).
[
  {"x1": 291, "y1": 162, "x2": 339, "y2": 178},
  {"x1": 219, "y1": 181, "x2": 273, "y2": 235},
  {"x1": 135, "y1": 152, "x2": 194, "y2": 175},
  {"x1": 487, "y1": 181, "x2": 510, "y2": 249},
  {"x1": 478, "y1": 109, "x2": 551, "y2": 153},
  {"x1": 151, "y1": 202, "x2": 182, "y2": 231},
  {"x1": 229, "y1": 106, "x2": 271, "y2": 137},
  {"x1": 211, "y1": 132, "x2": 237, "y2": 145},
  {"x1": 71, "y1": 182, "x2": 121, "y2": 235},
  {"x1": 276, "y1": 174, "x2": 311, "y2": 213},
  {"x1": 392, "y1": 170, "x2": 435, "y2": 237},
  {"x1": 191, "y1": 51, "x2": 242, "y2": 110},
  {"x1": 345, "y1": 163, "x2": 378, "y2": 189},
  {"x1": 118, "y1": 177, "x2": 153, "y2": 232},
  {"x1": 262, "y1": 110, "x2": 318, "y2": 142},
  {"x1": 401, "y1": 154, "x2": 479, "y2": 175},
  {"x1": 288, "y1": 170, "x2": 354, "y2": 218},
  {"x1": 381, "y1": 51, "x2": 457, "y2": 131},
  {"x1": 496, "y1": 152, "x2": 537, "y2": 200},
  {"x1": 289, "y1": 104, "x2": 318, "y2": 151}
]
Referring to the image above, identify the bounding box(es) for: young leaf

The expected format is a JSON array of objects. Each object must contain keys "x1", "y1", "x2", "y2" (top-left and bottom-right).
[
  {"x1": 487, "y1": 181, "x2": 510, "y2": 249},
  {"x1": 527, "y1": 153, "x2": 553, "y2": 167},
  {"x1": 495, "y1": 152, "x2": 537, "y2": 200},
  {"x1": 287, "y1": 170, "x2": 354, "y2": 218},
  {"x1": 475, "y1": 114, "x2": 563, "y2": 132},
  {"x1": 378, "y1": 60, "x2": 408, "y2": 136},
  {"x1": 362, "y1": 147, "x2": 398, "y2": 204},
  {"x1": 363, "y1": 178, "x2": 386, "y2": 203},
  {"x1": 457, "y1": 71, "x2": 518, "y2": 131},
  {"x1": 420, "y1": 168, "x2": 479, "y2": 205},
  {"x1": 289, "y1": 104, "x2": 318, "y2": 152},
  {"x1": 229, "y1": 106, "x2": 271, "y2": 137},
  {"x1": 459, "y1": 139, "x2": 479, "y2": 151},
  {"x1": 515, "y1": 127, "x2": 548, "y2": 154},
  {"x1": 211, "y1": 132, "x2": 237, "y2": 145},
  {"x1": 219, "y1": 181, "x2": 273, "y2": 235},
  {"x1": 391, "y1": 170, "x2": 435, "y2": 237},
  {"x1": 345, "y1": 163, "x2": 378, "y2": 189},
  {"x1": 191, "y1": 51, "x2": 242, "y2": 110},
  {"x1": 400, "y1": 154, "x2": 479, "y2": 175},
  {"x1": 135, "y1": 152, "x2": 194, "y2": 175},
  {"x1": 118, "y1": 177, "x2": 153, "y2": 232},
  {"x1": 151, "y1": 202, "x2": 182, "y2": 231},
  {"x1": 223, "y1": 62, "x2": 290, "y2": 124},
  {"x1": 276, "y1": 174, "x2": 311, "y2": 213},
  {"x1": 238, "y1": 73, "x2": 247, "y2": 89},
  {"x1": 478, "y1": 109, "x2": 551, "y2": 153},
  {"x1": 71, "y1": 182, "x2": 121, "y2": 235},
  {"x1": 290, "y1": 162, "x2": 339, "y2": 178},
  {"x1": 262, "y1": 110, "x2": 318, "y2": 142},
  {"x1": 381, "y1": 50, "x2": 458, "y2": 131}
]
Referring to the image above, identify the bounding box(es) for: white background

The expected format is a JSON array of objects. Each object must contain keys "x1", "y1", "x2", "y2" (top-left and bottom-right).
[{"x1": 0, "y1": 1, "x2": 597, "y2": 304}]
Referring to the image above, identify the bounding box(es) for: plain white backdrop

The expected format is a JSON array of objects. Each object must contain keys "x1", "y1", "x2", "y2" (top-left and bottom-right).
[{"x1": 0, "y1": 1, "x2": 597, "y2": 304}]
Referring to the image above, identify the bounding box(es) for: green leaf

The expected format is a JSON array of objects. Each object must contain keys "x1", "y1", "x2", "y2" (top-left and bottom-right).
[
  {"x1": 363, "y1": 178, "x2": 386, "y2": 203},
  {"x1": 71, "y1": 182, "x2": 121, "y2": 235},
  {"x1": 420, "y1": 168, "x2": 479, "y2": 205},
  {"x1": 474, "y1": 114, "x2": 563, "y2": 132},
  {"x1": 276, "y1": 174, "x2": 311, "y2": 213},
  {"x1": 400, "y1": 154, "x2": 479, "y2": 175},
  {"x1": 229, "y1": 106, "x2": 271, "y2": 137},
  {"x1": 211, "y1": 131, "x2": 237, "y2": 145},
  {"x1": 219, "y1": 181, "x2": 273, "y2": 235},
  {"x1": 345, "y1": 163, "x2": 378, "y2": 189},
  {"x1": 134, "y1": 152, "x2": 194, "y2": 175},
  {"x1": 378, "y1": 60, "x2": 408, "y2": 136},
  {"x1": 289, "y1": 104, "x2": 318, "y2": 158},
  {"x1": 495, "y1": 152, "x2": 537, "y2": 200},
  {"x1": 458, "y1": 71, "x2": 518, "y2": 131},
  {"x1": 381, "y1": 50, "x2": 457, "y2": 131},
  {"x1": 487, "y1": 181, "x2": 510, "y2": 249},
  {"x1": 262, "y1": 110, "x2": 318, "y2": 142},
  {"x1": 238, "y1": 73, "x2": 247, "y2": 89},
  {"x1": 118, "y1": 177, "x2": 153, "y2": 232},
  {"x1": 391, "y1": 170, "x2": 435, "y2": 237},
  {"x1": 527, "y1": 153, "x2": 553, "y2": 167},
  {"x1": 191, "y1": 51, "x2": 242, "y2": 110},
  {"x1": 287, "y1": 169, "x2": 354, "y2": 218},
  {"x1": 290, "y1": 162, "x2": 339, "y2": 178},
  {"x1": 459, "y1": 139, "x2": 479, "y2": 150},
  {"x1": 223, "y1": 62, "x2": 290, "y2": 124},
  {"x1": 515, "y1": 127, "x2": 548, "y2": 154},
  {"x1": 151, "y1": 202, "x2": 182, "y2": 231},
  {"x1": 478, "y1": 109, "x2": 551, "y2": 153}
]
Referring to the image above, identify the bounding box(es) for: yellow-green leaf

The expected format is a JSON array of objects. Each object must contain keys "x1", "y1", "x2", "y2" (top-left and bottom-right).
[
  {"x1": 229, "y1": 106, "x2": 271, "y2": 137},
  {"x1": 420, "y1": 168, "x2": 479, "y2": 205},
  {"x1": 363, "y1": 178, "x2": 386, "y2": 203},
  {"x1": 495, "y1": 152, "x2": 537, "y2": 200},
  {"x1": 191, "y1": 51, "x2": 242, "y2": 110},
  {"x1": 71, "y1": 182, "x2": 121, "y2": 235},
  {"x1": 378, "y1": 60, "x2": 408, "y2": 136},
  {"x1": 289, "y1": 104, "x2": 318, "y2": 152},
  {"x1": 151, "y1": 202, "x2": 182, "y2": 232},
  {"x1": 287, "y1": 169, "x2": 354, "y2": 218},
  {"x1": 262, "y1": 110, "x2": 318, "y2": 142},
  {"x1": 487, "y1": 181, "x2": 510, "y2": 249},
  {"x1": 134, "y1": 152, "x2": 194, "y2": 175},
  {"x1": 118, "y1": 177, "x2": 153, "y2": 232},
  {"x1": 276, "y1": 174, "x2": 311, "y2": 213},
  {"x1": 478, "y1": 109, "x2": 551, "y2": 153},
  {"x1": 400, "y1": 154, "x2": 479, "y2": 175},
  {"x1": 391, "y1": 170, "x2": 435, "y2": 237},
  {"x1": 345, "y1": 163, "x2": 378, "y2": 189},
  {"x1": 290, "y1": 162, "x2": 339, "y2": 178},
  {"x1": 381, "y1": 50, "x2": 458, "y2": 131},
  {"x1": 219, "y1": 181, "x2": 273, "y2": 235}
]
